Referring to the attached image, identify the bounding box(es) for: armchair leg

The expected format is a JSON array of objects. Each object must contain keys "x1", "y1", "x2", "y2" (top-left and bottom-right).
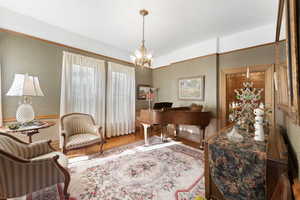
[
  {"x1": 99, "y1": 142, "x2": 104, "y2": 154},
  {"x1": 62, "y1": 147, "x2": 67, "y2": 154},
  {"x1": 63, "y1": 175, "x2": 70, "y2": 200}
]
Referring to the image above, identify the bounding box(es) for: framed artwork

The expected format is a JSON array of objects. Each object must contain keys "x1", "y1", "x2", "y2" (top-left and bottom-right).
[
  {"x1": 178, "y1": 76, "x2": 205, "y2": 101},
  {"x1": 137, "y1": 84, "x2": 151, "y2": 100}
]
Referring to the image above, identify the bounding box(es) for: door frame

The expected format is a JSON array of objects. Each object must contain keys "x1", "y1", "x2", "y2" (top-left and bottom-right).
[{"x1": 218, "y1": 64, "x2": 275, "y2": 129}]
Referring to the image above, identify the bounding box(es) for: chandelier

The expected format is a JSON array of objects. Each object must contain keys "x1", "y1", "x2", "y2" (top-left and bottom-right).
[{"x1": 130, "y1": 9, "x2": 153, "y2": 68}]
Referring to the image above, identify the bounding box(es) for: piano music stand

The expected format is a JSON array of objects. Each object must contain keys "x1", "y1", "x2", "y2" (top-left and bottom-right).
[{"x1": 153, "y1": 102, "x2": 173, "y2": 110}]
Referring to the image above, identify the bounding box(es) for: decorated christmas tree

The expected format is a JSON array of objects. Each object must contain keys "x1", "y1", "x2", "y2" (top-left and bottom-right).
[{"x1": 229, "y1": 80, "x2": 263, "y2": 132}]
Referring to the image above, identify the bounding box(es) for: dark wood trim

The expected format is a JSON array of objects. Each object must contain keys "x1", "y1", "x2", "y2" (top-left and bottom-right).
[
  {"x1": 204, "y1": 139, "x2": 210, "y2": 198},
  {"x1": 3, "y1": 114, "x2": 59, "y2": 123},
  {"x1": 276, "y1": 0, "x2": 285, "y2": 42},
  {"x1": 62, "y1": 133, "x2": 67, "y2": 154},
  {"x1": 154, "y1": 42, "x2": 279, "y2": 69},
  {"x1": 153, "y1": 65, "x2": 171, "y2": 70},
  {"x1": 0, "y1": 28, "x2": 133, "y2": 66},
  {"x1": 218, "y1": 42, "x2": 277, "y2": 56},
  {"x1": 274, "y1": 41, "x2": 290, "y2": 114},
  {"x1": 1, "y1": 28, "x2": 280, "y2": 71},
  {"x1": 219, "y1": 64, "x2": 274, "y2": 129},
  {"x1": 278, "y1": 0, "x2": 300, "y2": 125},
  {"x1": 172, "y1": 53, "x2": 218, "y2": 65}
]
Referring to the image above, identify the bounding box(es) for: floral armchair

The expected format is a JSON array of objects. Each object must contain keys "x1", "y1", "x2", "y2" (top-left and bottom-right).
[
  {"x1": 60, "y1": 113, "x2": 105, "y2": 154},
  {"x1": 0, "y1": 132, "x2": 70, "y2": 199}
]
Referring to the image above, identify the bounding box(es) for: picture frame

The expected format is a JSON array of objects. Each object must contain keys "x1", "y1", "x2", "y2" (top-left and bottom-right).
[
  {"x1": 178, "y1": 76, "x2": 205, "y2": 101},
  {"x1": 137, "y1": 84, "x2": 151, "y2": 100}
]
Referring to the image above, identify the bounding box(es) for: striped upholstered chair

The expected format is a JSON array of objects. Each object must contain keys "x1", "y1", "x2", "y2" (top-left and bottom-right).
[
  {"x1": 0, "y1": 132, "x2": 70, "y2": 200},
  {"x1": 60, "y1": 113, "x2": 105, "y2": 154}
]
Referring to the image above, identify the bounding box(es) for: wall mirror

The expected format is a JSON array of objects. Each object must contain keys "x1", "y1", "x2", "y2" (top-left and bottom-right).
[{"x1": 276, "y1": 0, "x2": 300, "y2": 124}]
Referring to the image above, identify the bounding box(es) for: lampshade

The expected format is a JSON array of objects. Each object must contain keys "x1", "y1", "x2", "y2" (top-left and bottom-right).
[{"x1": 6, "y1": 74, "x2": 44, "y2": 97}]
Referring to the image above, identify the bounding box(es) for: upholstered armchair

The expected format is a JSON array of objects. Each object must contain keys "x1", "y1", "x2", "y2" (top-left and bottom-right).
[
  {"x1": 60, "y1": 113, "x2": 105, "y2": 154},
  {"x1": 0, "y1": 132, "x2": 70, "y2": 200}
]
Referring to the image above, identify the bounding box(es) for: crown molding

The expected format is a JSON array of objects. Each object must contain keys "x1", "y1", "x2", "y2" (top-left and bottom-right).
[{"x1": 0, "y1": 6, "x2": 131, "y2": 63}]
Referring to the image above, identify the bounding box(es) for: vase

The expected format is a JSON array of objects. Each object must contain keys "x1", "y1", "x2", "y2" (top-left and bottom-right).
[{"x1": 227, "y1": 125, "x2": 244, "y2": 142}]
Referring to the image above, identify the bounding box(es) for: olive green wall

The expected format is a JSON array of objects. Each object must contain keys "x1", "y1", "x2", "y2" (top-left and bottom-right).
[
  {"x1": 152, "y1": 55, "x2": 218, "y2": 115},
  {"x1": 219, "y1": 44, "x2": 275, "y2": 68},
  {"x1": 152, "y1": 44, "x2": 277, "y2": 117},
  {"x1": 0, "y1": 32, "x2": 62, "y2": 118},
  {"x1": 0, "y1": 31, "x2": 152, "y2": 118}
]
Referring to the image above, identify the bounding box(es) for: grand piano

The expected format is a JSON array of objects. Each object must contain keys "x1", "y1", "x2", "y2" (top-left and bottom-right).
[{"x1": 138, "y1": 106, "x2": 212, "y2": 149}]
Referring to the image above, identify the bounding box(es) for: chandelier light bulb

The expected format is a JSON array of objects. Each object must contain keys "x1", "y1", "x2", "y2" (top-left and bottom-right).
[
  {"x1": 130, "y1": 55, "x2": 136, "y2": 62},
  {"x1": 135, "y1": 50, "x2": 142, "y2": 58}
]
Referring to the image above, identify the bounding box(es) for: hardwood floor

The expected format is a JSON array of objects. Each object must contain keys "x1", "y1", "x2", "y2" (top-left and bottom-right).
[{"x1": 51, "y1": 129, "x2": 200, "y2": 158}]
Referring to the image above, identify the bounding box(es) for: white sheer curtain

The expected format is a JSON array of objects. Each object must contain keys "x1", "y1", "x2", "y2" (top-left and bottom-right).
[
  {"x1": 106, "y1": 62, "x2": 135, "y2": 137},
  {"x1": 60, "y1": 51, "x2": 106, "y2": 126}
]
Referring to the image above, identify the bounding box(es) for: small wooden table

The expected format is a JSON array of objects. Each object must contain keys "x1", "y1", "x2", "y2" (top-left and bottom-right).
[
  {"x1": 0, "y1": 121, "x2": 55, "y2": 143},
  {"x1": 204, "y1": 126, "x2": 289, "y2": 200}
]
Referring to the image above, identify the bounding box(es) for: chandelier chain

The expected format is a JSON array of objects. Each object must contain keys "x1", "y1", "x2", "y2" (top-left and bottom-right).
[{"x1": 142, "y1": 14, "x2": 145, "y2": 46}]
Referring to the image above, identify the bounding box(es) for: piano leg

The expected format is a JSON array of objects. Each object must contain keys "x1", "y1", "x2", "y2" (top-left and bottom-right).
[
  {"x1": 174, "y1": 124, "x2": 180, "y2": 140},
  {"x1": 199, "y1": 127, "x2": 206, "y2": 150},
  {"x1": 160, "y1": 125, "x2": 164, "y2": 142},
  {"x1": 142, "y1": 123, "x2": 151, "y2": 146},
  {"x1": 160, "y1": 125, "x2": 168, "y2": 142}
]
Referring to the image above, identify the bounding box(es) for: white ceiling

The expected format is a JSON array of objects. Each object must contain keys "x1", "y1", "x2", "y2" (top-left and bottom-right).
[{"x1": 0, "y1": 0, "x2": 278, "y2": 58}]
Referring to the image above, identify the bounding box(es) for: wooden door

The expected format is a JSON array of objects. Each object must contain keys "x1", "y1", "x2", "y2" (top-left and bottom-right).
[{"x1": 219, "y1": 65, "x2": 274, "y2": 129}]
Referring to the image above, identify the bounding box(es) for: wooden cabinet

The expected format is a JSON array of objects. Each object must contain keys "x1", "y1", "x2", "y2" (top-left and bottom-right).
[
  {"x1": 275, "y1": 0, "x2": 300, "y2": 125},
  {"x1": 204, "y1": 126, "x2": 290, "y2": 200},
  {"x1": 276, "y1": 63, "x2": 290, "y2": 112}
]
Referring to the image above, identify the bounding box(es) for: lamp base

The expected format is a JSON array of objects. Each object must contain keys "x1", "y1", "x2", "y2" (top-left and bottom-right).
[{"x1": 16, "y1": 103, "x2": 35, "y2": 123}]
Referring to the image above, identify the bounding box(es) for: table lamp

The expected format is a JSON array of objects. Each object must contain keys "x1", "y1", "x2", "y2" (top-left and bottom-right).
[{"x1": 6, "y1": 74, "x2": 44, "y2": 123}]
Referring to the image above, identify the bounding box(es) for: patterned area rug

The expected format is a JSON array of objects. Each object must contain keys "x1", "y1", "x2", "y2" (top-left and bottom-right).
[{"x1": 12, "y1": 137, "x2": 205, "y2": 200}]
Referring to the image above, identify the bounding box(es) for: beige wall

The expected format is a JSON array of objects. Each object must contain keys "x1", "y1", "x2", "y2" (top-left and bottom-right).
[
  {"x1": 153, "y1": 55, "x2": 218, "y2": 115},
  {"x1": 0, "y1": 31, "x2": 152, "y2": 119},
  {"x1": 153, "y1": 44, "x2": 277, "y2": 116},
  {"x1": 0, "y1": 32, "x2": 62, "y2": 118},
  {"x1": 136, "y1": 68, "x2": 153, "y2": 110},
  {"x1": 152, "y1": 55, "x2": 218, "y2": 143},
  {"x1": 219, "y1": 44, "x2": 275, "y2": 68},
  {"x1": 152, "y1": 44, "x2": 276, "y2": 142}
]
